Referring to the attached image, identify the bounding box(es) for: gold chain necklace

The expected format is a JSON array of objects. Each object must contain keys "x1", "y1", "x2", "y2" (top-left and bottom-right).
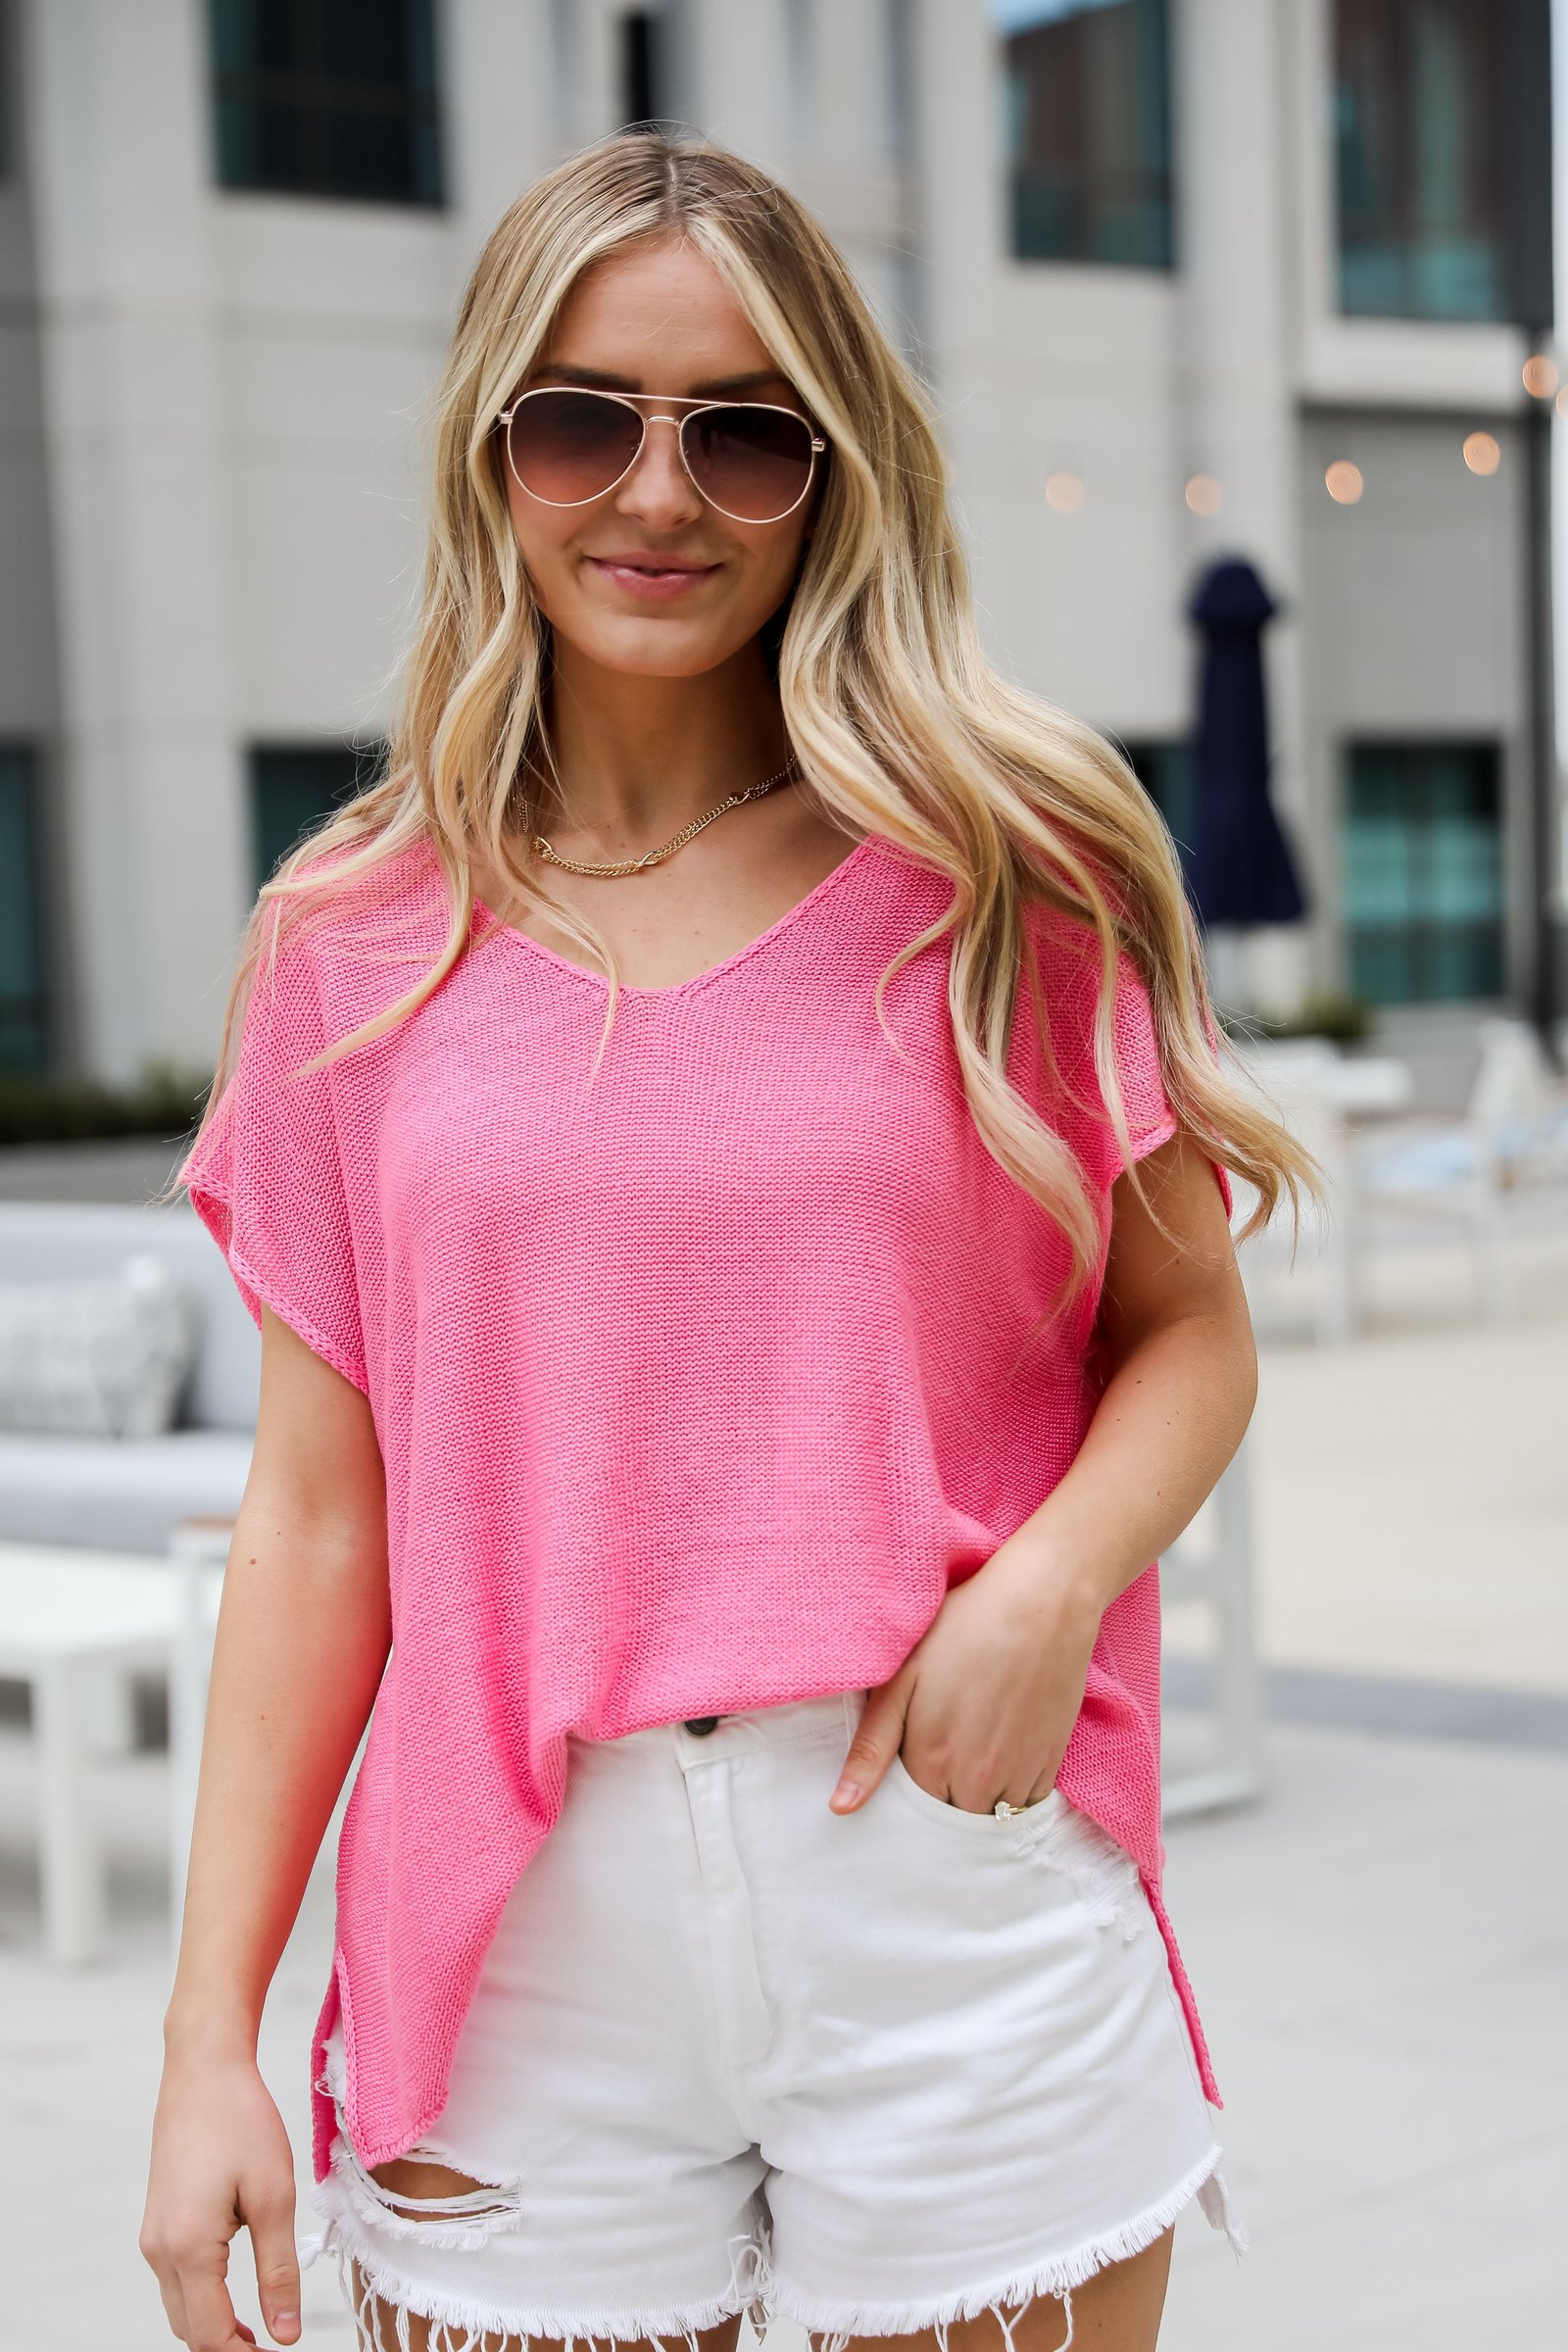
[{"x1": 531, "y1": 756, "x2": 801, "y2": 878}]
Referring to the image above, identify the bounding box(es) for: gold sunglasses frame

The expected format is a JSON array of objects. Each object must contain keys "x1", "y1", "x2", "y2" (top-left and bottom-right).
[{"x1": 494, "y1": 386, "x2": 828, "y2": 524}]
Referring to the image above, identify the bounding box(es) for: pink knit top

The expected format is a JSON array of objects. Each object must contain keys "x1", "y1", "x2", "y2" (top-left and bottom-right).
[{"x1": 179, "y1": 829, "x2": 1231, "y2": 2184}]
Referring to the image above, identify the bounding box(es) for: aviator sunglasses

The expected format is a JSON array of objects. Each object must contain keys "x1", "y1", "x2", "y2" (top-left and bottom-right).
[{"x1": 496, "y1": 385, "x2": 828, "y2": 525}]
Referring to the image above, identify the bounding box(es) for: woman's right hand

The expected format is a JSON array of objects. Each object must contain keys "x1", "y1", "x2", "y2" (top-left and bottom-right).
[{"x1": 140, "y1": 2051, "x2": 303, "y2": 2350}]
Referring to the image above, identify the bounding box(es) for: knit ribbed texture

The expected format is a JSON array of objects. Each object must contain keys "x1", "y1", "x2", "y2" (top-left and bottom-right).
[{"x1": 180, "y1": 832, "x2": 1230, "y2": 2184}]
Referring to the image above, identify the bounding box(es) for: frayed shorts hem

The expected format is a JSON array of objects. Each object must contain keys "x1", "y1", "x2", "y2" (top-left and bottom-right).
[
  {"x1": 764, "y1": 2142, "x2": 1248, "y2": 2352},
  {"x1": 305, "y1": 2203, "x2": 769, "y2": 2352},
  {"x1": 302, "y1": 2139, "x2": 1248, "y2": 2352},
  {"x1": 302, "y1": 2154, "x2": 774, "y2": 2352}
]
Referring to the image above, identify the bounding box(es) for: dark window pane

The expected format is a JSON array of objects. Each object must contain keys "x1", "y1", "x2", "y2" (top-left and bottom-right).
[
  {"x1": 326, "y1": 107, "x2": 421, "y2": 202},
  {"x1": 1334, "y1": 0, "x2": 1507, "y2": 321},
  {"x1": 0, "y1": 748, "x2": 51, "y2": 1075},
  {"x1": 207, "y1": 0, "x2": 444, "y2": 207},
  {"x1": 1120, "y1": 738, "x2": 1198, "y2": 871},
  {"x1": 249, "y1": 744, "x2": 379, "y2": 895},
  {"x1": 620, "y1": 10, "x2": 670, "y2": 129},
  {"x1": 1344, "y1": 742, "x2": 1505, "y2": 1003},
  {"x1": 995, "y1": 0, "x2": 1174, "y2": 269}
]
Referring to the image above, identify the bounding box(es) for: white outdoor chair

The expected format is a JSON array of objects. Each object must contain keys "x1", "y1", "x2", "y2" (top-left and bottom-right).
[
  {"x1": 1348, "y1": 1018, "x2": 1568, "y2": 1323},
  {"x1": 1467, "y1": 1017, "x2": 1568, "y2": 1185}
]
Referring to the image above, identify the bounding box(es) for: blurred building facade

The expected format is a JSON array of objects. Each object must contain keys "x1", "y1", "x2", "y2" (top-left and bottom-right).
[{"x1": 0, "y1": 0, "x2": 1559, "y2": 1081}]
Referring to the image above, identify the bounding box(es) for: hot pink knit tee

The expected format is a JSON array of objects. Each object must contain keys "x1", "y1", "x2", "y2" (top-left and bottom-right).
[{"x1": 179, "y1": 829, "x2": 1232, "y2": 2184}]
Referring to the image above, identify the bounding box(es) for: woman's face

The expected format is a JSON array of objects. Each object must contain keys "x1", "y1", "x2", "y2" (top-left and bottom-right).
[{"x1": 498, "y1": 235, "x2": 822, "y2": 680}]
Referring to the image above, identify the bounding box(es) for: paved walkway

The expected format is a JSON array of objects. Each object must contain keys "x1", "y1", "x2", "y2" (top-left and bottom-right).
[{"x1": 1171, "y1": 1226, "x2": 1568, "y2": 1698}]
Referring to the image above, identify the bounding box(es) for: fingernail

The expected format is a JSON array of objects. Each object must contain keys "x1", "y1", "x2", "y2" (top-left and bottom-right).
[
  {"x1": 273, "y1": 2316, "x2": 300, "y2": 2339},
  {"x1": 830, "y1": 1781, "x2": 860, "y2": 1810}
]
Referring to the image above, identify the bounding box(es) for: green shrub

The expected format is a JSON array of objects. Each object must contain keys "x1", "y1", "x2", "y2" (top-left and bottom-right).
[
  {"x1": 0, "y1": 1057, "x2": 214, "y2": 1148},
  {"x1": 1218, "y1": 990, "x2": 1374, "y2": 1046}
]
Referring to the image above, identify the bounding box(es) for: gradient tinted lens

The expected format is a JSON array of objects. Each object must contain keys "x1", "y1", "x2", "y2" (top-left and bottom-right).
[
  {"x1": 684, "y1": 405, "x2": 816, "y2": 519},
  {"x1": 505, "y1": 391, "x2": 643, "y2": 503}
]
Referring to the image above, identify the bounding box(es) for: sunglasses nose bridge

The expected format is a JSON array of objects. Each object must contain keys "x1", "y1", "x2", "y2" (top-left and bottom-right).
[{"x1": 617, "y1": 409, "x2": 707, "y2": 512}]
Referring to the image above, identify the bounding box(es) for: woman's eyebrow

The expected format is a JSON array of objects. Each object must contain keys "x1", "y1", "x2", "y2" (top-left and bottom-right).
[{"x1": 528, "y1": 362, "x2": 793, "y2": 396}]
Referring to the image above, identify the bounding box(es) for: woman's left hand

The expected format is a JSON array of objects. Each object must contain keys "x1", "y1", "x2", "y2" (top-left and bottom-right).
[{"x1": 829, "y1": 1540, "x2": 1102, "y2": 1816}]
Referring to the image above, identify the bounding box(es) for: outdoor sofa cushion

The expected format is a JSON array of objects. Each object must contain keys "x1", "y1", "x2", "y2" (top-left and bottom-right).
[
  {"x1": 0, "y1": 1203, "x2": 260, "y2": 1433},
  {"x1": 0, "y1": 1255, "x2": 198, "y2": 1438}
]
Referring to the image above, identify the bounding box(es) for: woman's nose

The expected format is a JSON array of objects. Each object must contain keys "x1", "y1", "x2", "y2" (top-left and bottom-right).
[{"x1": 615, "y1": 414, "x2": 704, "y2": 522}]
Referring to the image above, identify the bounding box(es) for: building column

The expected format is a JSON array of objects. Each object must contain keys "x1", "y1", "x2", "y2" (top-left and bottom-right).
[
  {"x1": 675, "y1": 0, "x2": 792, "y2": 173},
  {"x1": 1174, "y1": 0, "x2": 1315, "y2": 1007},
  {"x1": 21, "y1": 0, "x2": 244, "y2": 1081},
  {"x1": 906, "y1": 0, "x2": 1002, "y2": 625},
  {"x1": 445, "y1": 0, "x2": 557, "y2": 233},
  {"x1": 796, "y1": 0, "x2": 919, "y2": 358},
  {"x1": 1549, "y1": 0, "x2": 1568, "y2": 1036}
]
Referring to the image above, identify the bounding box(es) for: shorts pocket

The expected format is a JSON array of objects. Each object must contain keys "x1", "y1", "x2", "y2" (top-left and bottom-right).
[{"x1": 885, "y1": 1747, "x2": 1067, "y2": 1839}]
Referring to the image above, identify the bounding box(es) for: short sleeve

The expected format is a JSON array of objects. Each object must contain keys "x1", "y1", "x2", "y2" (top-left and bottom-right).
[
  {"x1": 178, "y1": 913, "x2": 368, "y2": 1392},
  {"x1": 1024, "y1": 914, "x2": 1234, "y2": 1217},
  {"x1": 1102, "y1": 950, "x2": 1181, "y2": 1171},
  {"x1": 1102, "y1": 950, "x2": 1235, "y2": 1215}
]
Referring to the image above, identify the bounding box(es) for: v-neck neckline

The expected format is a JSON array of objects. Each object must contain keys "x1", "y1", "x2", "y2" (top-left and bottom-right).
[{"x1": 466, "y1": 831, "x2": 883, "y2": 1004}]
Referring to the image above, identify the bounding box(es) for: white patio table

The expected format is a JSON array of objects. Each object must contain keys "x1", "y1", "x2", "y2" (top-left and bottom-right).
[{"x1": 0, "y1": 1520, "x2": 229, "y2": 1963}]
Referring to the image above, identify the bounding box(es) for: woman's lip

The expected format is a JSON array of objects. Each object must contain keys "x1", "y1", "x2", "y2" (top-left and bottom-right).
[{"x1": 585, "y1": 556, "x2": 720, "y2": 600}]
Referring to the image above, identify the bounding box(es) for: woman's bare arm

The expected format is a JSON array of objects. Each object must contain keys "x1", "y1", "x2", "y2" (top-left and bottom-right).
[
  {"x1": 142, "y1": 1303, "x2": 391, "y2": 2352},
  {"x1": 833, "y1": 1131, "x2": 1257, "y2": 1812},
  {"x1": 1003, "y1": 1126, "x2": 1258, "y2": 1612}
]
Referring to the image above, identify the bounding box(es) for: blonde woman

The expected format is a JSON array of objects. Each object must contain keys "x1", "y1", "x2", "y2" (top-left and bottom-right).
[{"x1": 142, "y1": 131, "x2": 1309, "y2": 2352}]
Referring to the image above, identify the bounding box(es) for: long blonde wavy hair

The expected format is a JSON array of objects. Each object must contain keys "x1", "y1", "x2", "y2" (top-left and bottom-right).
[{"x1": 176, "y1": 127, "x2": 1313, "y2": 1298}]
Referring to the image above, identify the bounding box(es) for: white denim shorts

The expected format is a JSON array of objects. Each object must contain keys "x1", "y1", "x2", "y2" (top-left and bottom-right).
[{"x1": 302, "y1": 1690, "x2": 1249, "y2": 2352}]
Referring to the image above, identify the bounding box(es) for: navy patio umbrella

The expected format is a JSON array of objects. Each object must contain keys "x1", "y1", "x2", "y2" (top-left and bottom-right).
[{"x1": 1185, "y1": 556, "x2": 1307, "y2": 929}]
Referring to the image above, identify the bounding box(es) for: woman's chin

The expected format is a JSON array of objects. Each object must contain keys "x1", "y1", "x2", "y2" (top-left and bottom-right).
[{"x1": 550, "y1": 609, "x2": 761, "y2": 680}]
